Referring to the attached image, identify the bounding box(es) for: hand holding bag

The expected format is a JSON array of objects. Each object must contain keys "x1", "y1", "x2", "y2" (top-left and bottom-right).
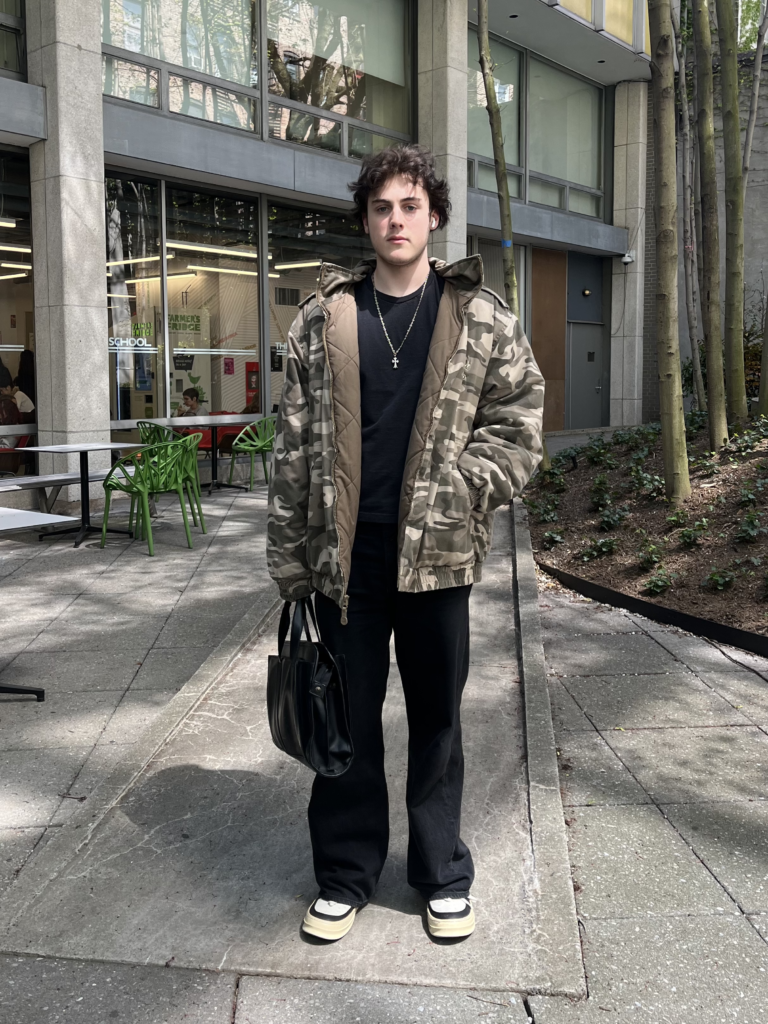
[{"x1": 267, "y1": 598, "x2": 354, "y2": 777}]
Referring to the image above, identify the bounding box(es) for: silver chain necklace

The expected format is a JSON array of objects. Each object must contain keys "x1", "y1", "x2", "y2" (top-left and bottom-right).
[{"x1": 372, "y1": 273, "x2": 428, "y2": 369}]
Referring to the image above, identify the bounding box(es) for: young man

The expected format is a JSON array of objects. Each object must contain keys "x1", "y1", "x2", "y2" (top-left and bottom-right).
[
  {"x1": 267, "y1": 145, "x2": 544, "y2": 942},
  {"x1": 173, "y1": 387, "x2": 207, "y2": 417}
]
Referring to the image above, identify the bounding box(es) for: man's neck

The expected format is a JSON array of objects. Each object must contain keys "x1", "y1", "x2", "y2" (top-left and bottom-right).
[{"x1": 372, "y1": 250, "x2": 431, "y2": 298}]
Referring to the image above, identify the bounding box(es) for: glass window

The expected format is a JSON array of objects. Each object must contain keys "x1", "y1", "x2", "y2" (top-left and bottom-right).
[
  {"x1": 569, "y1": 189, "x2": 601, "y2": 218},
  {"x1": 349, "y1": 127, "x2": 400, "y2": 160},
  {"x1": 267, "y1": 204, "x2": 370, "y2": 411},
  {"x1": 102, "y1": 0, "x2": 258, "y2": 88},
  {"x1": 559, "y1": 0, "x2": 592, "y2": 20},
  {"x1": 528, "y1": 59, "x2": 602, "y2": 190},
  {"x1": 0, "y1": 25, "x2": 20, "y2": 72},
  {"x1": 0, "y1": 150, "x2": 35, "y2": 473},
  {"x1": 105, "y1": 175, "x2": 165, "y2": 424},
  {"x1": 267, "y1": 0, "x2": 410, "y2": 133},
  {"x1": 102, "y1": 55, "x2": 159, "y2": 106},
  {"x1": 529, "y1": 178, "x2": 565, "y2": 209},
  {"x1": 467, "y1": 30, "x2": 520, "y2": 167},
  {"x1": 165, "y1": 186, "x2": 261, "y2": 415},
  {"x1": 169, "y1": 75, "x2": 257, "y2": 131},
  {"x1": 477, "y1": 163, "x2": 521, "y2": 199},
  {"x1": 268, "y1": 103, "x2": 341, "y2": 152},
  {"x1": 605, "y1": 0, "x2": 634, "y2": 43}
]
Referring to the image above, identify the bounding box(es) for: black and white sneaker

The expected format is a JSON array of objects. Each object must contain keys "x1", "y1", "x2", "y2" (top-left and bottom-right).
[
  {"x1": 426, "y1": 896, "x2": 475, "y2": 938},
  {"x1": 302, "y1": 898, "x2": 357, "y2": 941}
]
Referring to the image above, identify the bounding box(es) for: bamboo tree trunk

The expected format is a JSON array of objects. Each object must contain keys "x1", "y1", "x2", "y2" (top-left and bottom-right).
[
  {"x1": 692, "y1": 74, "x2": 705, "y2": 304},
  {"x1": 758, "y1": 304, "x2": 768, "y2": 418},
  {"x1": 477, "y1": 0, "x2": 518, "y2": 318},
  {"x1": 715, "y1": 0, "x2": 749, "y2": 423},
  {"x1": 649, "y1": 0, "x2": 692, "y2": 501},
  {"x1": 743, "y1": 7, "x2": 768, "y2": 204},
  {"x1": 693, "y1": 0, "x2": 729, "y2": 449},
  {"x1": 673, "y1": 14, "x2": 707, "y2": 411}
]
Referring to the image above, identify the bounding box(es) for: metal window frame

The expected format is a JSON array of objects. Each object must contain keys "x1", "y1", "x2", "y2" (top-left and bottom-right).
[{"x1": 0, "y1": 2, "x2": 24, "y2": 82}]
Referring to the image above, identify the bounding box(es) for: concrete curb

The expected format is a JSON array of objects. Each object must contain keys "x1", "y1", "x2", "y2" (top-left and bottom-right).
[
  {"x1": 0, "y1": 590, "x2": 282, "y2": 939},
  {"x1": 512, "y1": 498, "x2": 586, "y2": 999}
]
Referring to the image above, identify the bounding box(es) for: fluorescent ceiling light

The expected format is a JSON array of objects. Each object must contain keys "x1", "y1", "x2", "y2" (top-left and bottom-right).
[
  {"x1": 107, "y1": 292, "x2": 135, "y2": 298},
  {"x1": 0, "y1": 244, "x2": 31, "y2": 254},
  {"x1": 166, "y1": 240, "x2": 260, "y2": 259},
  {"x1": 125, "y1": 271, "x2": 197, "y2": 285},
  {"x1": 1, "y1": 262, "x2": 32, "y2": 270},
  {"x1": 0, "y1": 217, "x2": 16, "y2": 228},
  {"x1": 273, "y1": 259, "x2": 322, "y2": 270},
  {"x1": 173, "y1": 348, "x2": 258, "y2": 356},
  {"x1": 0, "y1": 272, "x2": 29, "y2": 280},
  {"x1": 0, "y1": 344, "x2": 24, "y2": 351},
  {"x1": 187, "y1": 264, "x2": 259, "y2": 277},
  {"x1": 105, "y1": 254, "x2": 174, "y2": 267}
]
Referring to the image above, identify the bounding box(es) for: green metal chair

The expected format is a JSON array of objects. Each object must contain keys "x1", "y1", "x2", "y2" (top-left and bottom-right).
[
  {"x1": 137, "y1": 420, "x2": 179, "y2": 445},
  {"x1": 179, "y1": 432, "x2": 206, "y2": 534},
  {"x1": 227, "y1": 416, "x2": 277, "y2": 490},
  {"x1": 101, "y1": 440, "x2": 192, "y2": 556}
]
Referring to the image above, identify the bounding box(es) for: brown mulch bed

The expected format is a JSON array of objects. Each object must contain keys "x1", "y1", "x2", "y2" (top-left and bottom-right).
[{"x1": 525, "y1": 417, "x2": 768, "y2": 635}]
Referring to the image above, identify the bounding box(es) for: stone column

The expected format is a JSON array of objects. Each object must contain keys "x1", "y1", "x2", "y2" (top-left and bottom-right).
[
  {"x1": 26, "y1": 0, "x2": 110, "y2": 496},
  {"x1": 418, "y1": 0, "x2": 468, "y2": 264},
  {"x1": 610, "y1": 80, "x2": 647, "y2": 426}
]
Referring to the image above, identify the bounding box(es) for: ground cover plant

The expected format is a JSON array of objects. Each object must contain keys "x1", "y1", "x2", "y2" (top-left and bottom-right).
[{"x1": 525, "y1": 414, "x2": 768, "y2": 634}]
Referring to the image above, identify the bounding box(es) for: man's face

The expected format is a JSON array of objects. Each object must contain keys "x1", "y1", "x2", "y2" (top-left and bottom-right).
[
  {"x1": 183, "y1": 395, "x2": 198, "y2": 411},
  {"x1": 363, "y1": 175, "x2": 437, "y2": 267}
]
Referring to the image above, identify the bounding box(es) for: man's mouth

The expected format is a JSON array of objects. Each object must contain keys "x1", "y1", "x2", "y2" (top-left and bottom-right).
[{"x1": 387, "y1": 236, "x2": 407, "y2": 243}]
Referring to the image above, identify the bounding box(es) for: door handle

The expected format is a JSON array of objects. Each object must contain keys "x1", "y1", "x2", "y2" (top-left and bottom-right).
[{"x1": 595, "y1": 386, "x2": 602, "y2": 393}]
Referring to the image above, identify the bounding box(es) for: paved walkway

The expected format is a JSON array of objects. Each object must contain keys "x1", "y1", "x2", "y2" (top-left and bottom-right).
[
  {"x1": 530, "y1": 576, "x2": 768, "y2": 1023},
  {"x1": 0, "y1": 507, "x2": 551, "y2": 1022},
  {"x1": 0, "y1": 484, "x2": 274, "y2": 899}
]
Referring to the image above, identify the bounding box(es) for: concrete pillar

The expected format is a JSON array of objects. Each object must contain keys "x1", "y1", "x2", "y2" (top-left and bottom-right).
[
  {"x1": 610, "y1": 81, "x2": 647, "y2": 426},
  {"x1": 418, "y1": 0, "x2": 468, "y2": 265},
  {"x1": 26, "y1": 0, "x2": 110, "y2": 495}
]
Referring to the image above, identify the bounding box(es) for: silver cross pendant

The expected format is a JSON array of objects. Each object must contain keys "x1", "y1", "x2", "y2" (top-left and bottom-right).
[{"x1": 392, "y1": 354, "x2": 399, "y2": 369}]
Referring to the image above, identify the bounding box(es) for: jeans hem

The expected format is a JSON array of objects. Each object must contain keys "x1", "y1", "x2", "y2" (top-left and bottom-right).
[{"x1": 316, "y1": 892, "x2": 369, "y2": 911}]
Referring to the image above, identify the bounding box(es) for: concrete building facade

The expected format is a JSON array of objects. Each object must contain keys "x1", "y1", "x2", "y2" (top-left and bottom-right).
[{"x1": 0, "y1": 0, "x2": 655, "y2": 501}]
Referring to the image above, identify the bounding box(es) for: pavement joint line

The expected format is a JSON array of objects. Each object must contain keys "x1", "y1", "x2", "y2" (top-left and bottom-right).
[
  {"x1": 512, "y1": 499, "x2": 587, "y2": 1000},
  {"x1": 0, "y1": 589, "x2": 282, "y2": 941}
]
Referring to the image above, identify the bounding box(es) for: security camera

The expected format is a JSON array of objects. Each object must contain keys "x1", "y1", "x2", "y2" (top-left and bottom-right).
[{"x1": 621, "y1": 250, "x2": 636, "y2": 265}]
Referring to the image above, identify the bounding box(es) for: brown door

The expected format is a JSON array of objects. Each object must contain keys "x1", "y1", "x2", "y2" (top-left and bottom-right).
[{"x1": 531, "y1": 248, "x2": 567, "y2": 432}]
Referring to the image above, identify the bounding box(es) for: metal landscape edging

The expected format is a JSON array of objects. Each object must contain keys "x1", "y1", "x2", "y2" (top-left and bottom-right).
[
  {"x1": 537, "y1": 560, "x2": 768, "y2": 658},
  {"x1": 0, "y1": 591, "x2": 282, "y2": 940},
  {"x1": 511, "y1": 499, "x2": 587, "y2": 998}
]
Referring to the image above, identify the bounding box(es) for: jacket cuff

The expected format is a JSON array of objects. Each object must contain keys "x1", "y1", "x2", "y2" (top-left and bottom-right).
[{"x1": 275, "y1": 577, "x2": 314, "y2": 602}]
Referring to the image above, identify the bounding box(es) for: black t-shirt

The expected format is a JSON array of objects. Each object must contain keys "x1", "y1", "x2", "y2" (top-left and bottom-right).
[{"x1": 355, "y1": 269, "x2": 445, "y2": 524}]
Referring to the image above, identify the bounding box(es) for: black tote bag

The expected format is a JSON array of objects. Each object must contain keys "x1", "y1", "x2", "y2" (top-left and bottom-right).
[{"x1": 267, "y1": 598, "x2": 354, "y2": 777}]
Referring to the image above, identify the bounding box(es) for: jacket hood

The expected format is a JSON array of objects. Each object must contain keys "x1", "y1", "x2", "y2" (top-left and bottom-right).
[{"x1": 316, "y1": 254, "x2": 485, "y2": 306}]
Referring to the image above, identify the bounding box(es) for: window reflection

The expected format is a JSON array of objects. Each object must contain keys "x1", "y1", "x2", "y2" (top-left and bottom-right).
[
  {"x1": 165, "y1": 187, "x2": 261, "y2": 415},
  {"x1": 102, "y1": 0, "x2": 258, "y2": 88},
  {"x1": 267, "y1": 0, "x2": 410, "y2": 133},
  {"x1": 267, "y1": 203, "x2": 370, "y2": 412},
  {"x1": 467, "y1": 31, "x2": 520, "y2": 167},
  {"x1": 0, "y1": 149, "x2": 35, "y2": 476},
  {"x1": 105, "y1": 175, "x2": 164, "y2": 423}
]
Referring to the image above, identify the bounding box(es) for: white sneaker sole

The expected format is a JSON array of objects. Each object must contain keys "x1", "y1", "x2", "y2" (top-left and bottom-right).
[
  {"x1": 302, "y1": 906, "x2": 357, "y2": 941},
  {"x1": 427, "y1": 905, "x2": 476, "y2": 938}
]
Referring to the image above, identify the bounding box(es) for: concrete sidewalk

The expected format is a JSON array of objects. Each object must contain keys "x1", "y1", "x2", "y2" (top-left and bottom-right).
[
  {"x1": 530, "y1": 571, "x2": 768, "y2": 1022},
  {"x1": 0, "y1": 506, "x2": 583, "y2": 1022},
  {"x1": 0, "y1": 484, "x2": 276, "y2": 899}
]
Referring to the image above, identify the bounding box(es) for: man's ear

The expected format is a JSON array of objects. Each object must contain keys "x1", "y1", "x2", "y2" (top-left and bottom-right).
[
  {"x1": 430, "y1": 213, "x2": 438, "y2": 231},
  {"x1": 362, "y1": 214, "x2": 369, "y2": 235}
]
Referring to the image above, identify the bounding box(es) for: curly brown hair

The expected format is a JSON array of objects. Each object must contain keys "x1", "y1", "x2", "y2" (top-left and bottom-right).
[{"x1": 348, "y1": 144, "x2": 451, "y2": 229}]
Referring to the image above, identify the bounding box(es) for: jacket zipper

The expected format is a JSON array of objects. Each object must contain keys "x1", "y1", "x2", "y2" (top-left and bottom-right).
[{"x1": 319, "y1": 298, "x2": 350, "y2": 625}]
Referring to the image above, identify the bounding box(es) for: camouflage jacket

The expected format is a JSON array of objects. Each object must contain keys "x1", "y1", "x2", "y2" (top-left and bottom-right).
[{"x1": 267, "y1": 255, "x2": 544, "y2": 622}]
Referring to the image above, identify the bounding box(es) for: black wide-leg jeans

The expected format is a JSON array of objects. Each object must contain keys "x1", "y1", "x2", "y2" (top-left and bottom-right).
[{"x1": 310, "y1": 521, "x2": 475, "y2": 908}]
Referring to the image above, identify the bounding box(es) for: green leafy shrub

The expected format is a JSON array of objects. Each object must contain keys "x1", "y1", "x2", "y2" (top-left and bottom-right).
[
  {"x1": 524, "y1": 494, "x2": 561, "y2": 523},
  {"x1": 636, "y1": 530, "x2": 665, "y2": 568},
  {"x1": 599, "y1": 505, "x2": 629, "y2": 531},
  {"x1": 590, "y1": 473, "x2": 613, "y2": 511},
  {"x1": 679, "y1": 518, "x2": 709, "y2": 548},
  {"x1": 539, "y1": 466, "x2": 567, "y2": 493},
  {"x1": 542, "y1": 531, "x2": 564, "y2": 550},
  {"x1": 704, "y1": 566, "x2": 736, "y2": 591},
  {"x1": 685, "y1": 409, "x2": 707, "y2": 434},
  {"x1": 696, "y1": 453, "x2": 720, "y2": 477},
  {"x1": 644, "y1": 568, "x2": 677, "y2": 595},
  {"x1": 584, "y1": 437, "x2": 614, "y2": 466},
  {"x1": 666, "y1": 508, "x2": 689, "y2": 528},
  {"x1": 630, "y1": 468, "x2": 665, "y2": 499},
  {"x1": 738, "y1": 481, "x2": 762, "y2": 506},
  {"x1": 734, "y1": 510, "x2": 768, "y2": 543},
  {"x1": 579, "y1": 537, "x2": 618, "y2": 562}
]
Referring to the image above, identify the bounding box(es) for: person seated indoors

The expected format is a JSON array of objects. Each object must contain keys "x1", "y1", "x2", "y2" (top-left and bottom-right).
[
  {"x1": 0, "y1": 383, "x2": 35, "y2": 421},
  {"x1": 172, "y1": 387, "x2": 208, "y2": 418},
  {"x1": 0, "y1": 393, "x2": 21, "y2": 450}
]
